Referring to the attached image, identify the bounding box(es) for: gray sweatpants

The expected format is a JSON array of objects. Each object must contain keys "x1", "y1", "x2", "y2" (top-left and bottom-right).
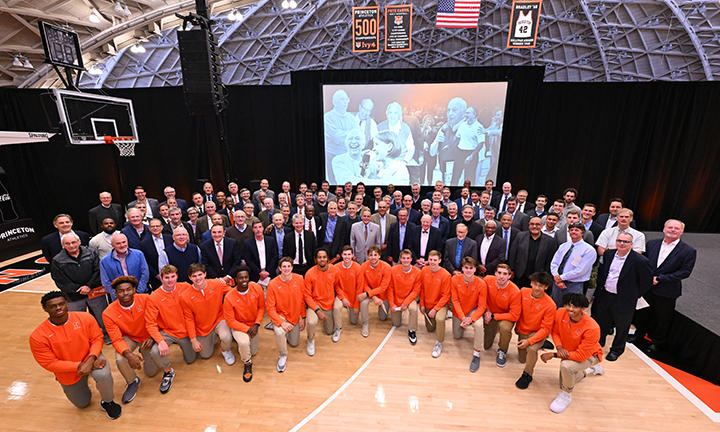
[
  {"x1": 60, "y1": 354, "x2": 114, "y2": 408},
  {"x1": 149, "y1": 331, "x2": 198, "y2": 368}
]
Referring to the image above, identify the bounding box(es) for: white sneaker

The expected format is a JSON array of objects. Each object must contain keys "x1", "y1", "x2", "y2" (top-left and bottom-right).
[
  {"x1": 306, "y1": 338, "x2": 315, "y2": 356},
  {"x1": 277, "y1": 355, "x2": 287, "y2": 373},
  {"x1": 361, "y1": 324, "x2": 369, "y2": 338},
  {"x1": 585, "y1": 365, "x2": 605, "y2": 376},
  {"x1": 221, "y1": 350, "x2": 236, "y2": 366},
  {"x1": 446, "y1": 311, "x2": 453, "y2": 319},
  {"x1": 550, "y1": 391, "x2": 572, "y2": 413},
  {"x1": 332, "y1": 328, "x2": 342, "y2": 343},
  {"x1": 431, "y1": 341, "x2": 443, "y2": 358}
]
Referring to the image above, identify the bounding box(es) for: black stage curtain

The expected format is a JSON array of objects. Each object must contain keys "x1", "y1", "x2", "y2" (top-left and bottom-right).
[{"x1": 1, "y1": 67, "x2": 719, "y2": 239}]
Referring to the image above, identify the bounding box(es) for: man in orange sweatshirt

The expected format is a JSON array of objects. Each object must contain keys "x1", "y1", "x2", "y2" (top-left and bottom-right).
[
  {"x1": 333, "y1": 246, "x2": 366, "y2": 336},
  {"x1": 450, "y1": 256, "x2": 487, "y2": 372},
  {"x1": 179, "y1": 263, "x2": 234, "y2": 364},
  {"x1": 145, "y1": 265, "x2": 195, "y2": 394},
  {"x1": 304, "y1": 248, "x2": 340, "y2": 354},
  {"x1": 103, "y1": 276, "x2": 165, "y2": 404},
  {"x1": 389, "y1": 249, "x2": 422, "y2": 344},
  {"x1": 419, "y1": 250, "x2": 451, "y2": 357},
  {"x1": 483, "y1": 263, "x2": 521, "y2": 368},
  {"x1": 514, "y1": 272, "x2": 556, "y2": 389},
  {"x1": 267, "y1": 257, "x2": 307, "y2": 372},
  {"x1": 223, "y1": 266, "x2": 265, "y2": 382},
  {"x1": 357, "y1": 246, "x2": 391, "y2": 325},
  {"x1": 30, "y1": 291, "x2": 121, "y2": 419},
  {"x1": 541, "y1": 293, "x2": 604, "y2": 414}
]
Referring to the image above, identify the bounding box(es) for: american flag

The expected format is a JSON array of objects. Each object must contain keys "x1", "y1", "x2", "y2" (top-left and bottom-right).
[{"x1": 436, "y1": 0, "x2": 482, "y2": 28}]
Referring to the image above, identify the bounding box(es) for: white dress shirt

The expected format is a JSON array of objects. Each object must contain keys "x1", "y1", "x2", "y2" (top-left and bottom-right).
[
  {"x1": 420, "y1": 229, "x2": 430, "y2": 257},
  {"x1": 294, "y1": 231, "x2": 304, "y2": 264},
  {"x1": 256, "y1": 237, "x2": 266, "y2": 269},
  {"x1": 657, "y1": 238, "x2": 679, "y2": 267},
  {"x1": 604, "y1": 253, "x2": 627, "y2": 294},
  {"x1": 378, "y1": 214, "x2": 387, "y2": 243},
  {"x1": 480, "y1": 234, "x2": 494, "y2": 265}
]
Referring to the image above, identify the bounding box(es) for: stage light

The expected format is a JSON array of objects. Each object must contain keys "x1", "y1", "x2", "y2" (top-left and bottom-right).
[
  {"x1": 289, "y1": 0, "x2": 297, "y2": 8},
  {"x1": 88, "y1": 64, "x2": 104, "y2": 75},
  {"x1": 11, "y1": 56, "x2": 23, "y2": 68},
  {"x1": 281, "y1": 0, "x2": 290, "y2": 9},
  {"x1": 228, "y1": 9, "x2": 242, "y2": 21},
  {"x1": 22, "y1": 57, "x2": 34, "y2": 70},
  {"x1": 89, "y1": 9, "x2": 101, "y2": 23},
  {"x1": 114, "y1": 1, "x2": 132, "y2": 17},
  {"x1": 130, "y1": 43, "x2": 146, "y2": 53}
]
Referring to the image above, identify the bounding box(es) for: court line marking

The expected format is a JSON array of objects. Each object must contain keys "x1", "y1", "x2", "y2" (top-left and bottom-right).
[
  {"x1": 289, "y1": 326, "x2": 396, "y2": 432},
  {"x1": 0, "y1": 273, "x2": 51, "y2": 294},
  {"x1": 628, "y1": 343, "x2": 720, "y2": 422}
]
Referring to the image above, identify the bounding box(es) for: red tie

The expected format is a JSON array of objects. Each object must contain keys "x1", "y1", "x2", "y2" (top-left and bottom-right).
[{"x1": 309, "y1": 219, "x2": 314, "y2": 232}]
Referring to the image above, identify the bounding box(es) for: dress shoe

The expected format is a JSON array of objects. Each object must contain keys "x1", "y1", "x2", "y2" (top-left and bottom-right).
[
  {"x1": 606, "y1": 351, "x2": 621, "y2": 361},
  {"x1": 645, "y1": 344, "x2": 659, "y2": 355},
  {"x1": 627, "y1": 333, "x2": 642, "y2": 344}
]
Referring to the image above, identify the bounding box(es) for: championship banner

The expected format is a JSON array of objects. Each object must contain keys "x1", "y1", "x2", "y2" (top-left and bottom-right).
[
  {"x1": 385, "y1": 4, "x2": 412, "y2": 52},
  {"x1": 0, "y1": 166, "x2": 38, "y2": 256},
  {"x1": 352, "y1": 6, "x2": 380, "y2": 53},
  {"x1": 507, "y1": 0, "x2": 543, "y2": 48}
]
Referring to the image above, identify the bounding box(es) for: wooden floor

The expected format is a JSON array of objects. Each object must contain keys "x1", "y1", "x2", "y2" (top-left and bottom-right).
[{"x1": 1, "y1": 252, "x2": 717, "y2": 431}]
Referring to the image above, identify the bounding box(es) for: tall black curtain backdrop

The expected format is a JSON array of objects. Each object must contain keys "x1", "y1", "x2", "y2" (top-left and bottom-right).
[{"x1": 0, "y1": 66, "x2": 718, "y2": 242}]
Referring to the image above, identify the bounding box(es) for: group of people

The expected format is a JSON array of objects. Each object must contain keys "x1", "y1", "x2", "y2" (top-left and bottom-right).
[
  {"x1": 325, "y1": 90, "x2": 503, "y2": 186},
  {"x1": 31, "y1": 178, "x2": 696, "y2": 418}
]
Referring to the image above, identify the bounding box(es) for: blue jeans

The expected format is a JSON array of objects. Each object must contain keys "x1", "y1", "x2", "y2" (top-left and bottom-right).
[{"x1": 552, "y1": 281, "x2": 584, "y2": 308}]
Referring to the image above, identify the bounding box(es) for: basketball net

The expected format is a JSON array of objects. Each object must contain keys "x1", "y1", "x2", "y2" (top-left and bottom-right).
[{"x1": 103, "y1": 136, "x2": 136, "y2": 157}]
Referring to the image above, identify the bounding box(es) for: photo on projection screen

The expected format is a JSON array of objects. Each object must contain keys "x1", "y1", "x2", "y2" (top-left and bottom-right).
[{"x1": 322, "y1": 81, "x2": 508, "y2": 186}]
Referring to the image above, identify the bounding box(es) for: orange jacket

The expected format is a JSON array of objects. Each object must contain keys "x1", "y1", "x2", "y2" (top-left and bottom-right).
[
  {"x1": 180, "y1": 279, "x2": 231, "y2": 339},
  {"x1": 388, "y1": 265, "x2": 422, "y2": 308},
  {"x1": 145, "y1": 284, "x2": 189, "y2": 342},
  {"x1": 334, "y1": 261, "x2": 364, "y2": 308},
  {"x1": 515, "y1": 288, "x2": 556, "y2": 344},
  {"x1": 267, "y1": 274, "x2": 306, "y2": 326},
  {"x1": 552, "y1": 308, "x2": 603, "y2": 362},
  {"x1": 450, "y1": 274, "x2": 487, "y2": 322},
  {"x1": 419, "y1": 266, "x2": 451, "y2": 310},
  {"x1": 29, "y1": 312, "x2": 103, "y2": 385},
  {"x1": 360, "y1": 260, "x2": 391, "y2": 299},
  {"x1": 223, "y1": 283, "x2": 266, "y2": 333},
  {"x1": 304, "y1": 265, "x2": 338, "y2": 311},
  {"x1": 484, "y1": 276, "x2": 521, "y2": 322},
  {"x1": 103, "y1": 294, "x2": 151, "y2": 354}
]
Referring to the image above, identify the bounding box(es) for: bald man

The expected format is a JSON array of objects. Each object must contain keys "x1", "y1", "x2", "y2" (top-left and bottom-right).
[{"x1": 99, "y1": 233, "x2": 149, "y2": 300}]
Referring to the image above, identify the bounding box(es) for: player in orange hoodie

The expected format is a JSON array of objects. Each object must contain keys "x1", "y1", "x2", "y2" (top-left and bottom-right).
[
  {"x1": 541, "y1": 293, "x2": 604, "y2": 414},
  {"x1": 30, "y1": 291, "x2": 121, "y2": 419}
]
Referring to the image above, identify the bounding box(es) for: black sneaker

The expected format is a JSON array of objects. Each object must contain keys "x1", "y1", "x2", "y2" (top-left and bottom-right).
[
  {"x1": 542, "y1": 340, "x2": 555, "y2": 350},
  {"x1": 408, "y1": 330, "x2": 417, "y2": 345},
  {"x1": 243, "y1": 361, "x2": 253, "y2": 383},
  {"x1": 101, "y1": 400, "x2": 122, "y2": 419},
  {"x1": 121, "y1": 377, "x2": 140, "y2": 404},
  {"x1": 159, "y1": 370, "x2": 175, "y2": 394},
  {"x1": 515, "y1": 372, "x2": 533, "y2": 389}
]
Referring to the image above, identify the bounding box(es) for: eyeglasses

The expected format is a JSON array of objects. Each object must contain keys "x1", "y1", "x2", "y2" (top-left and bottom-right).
[{"x1": 616, "y1": 239, "x2": 632, "y2": 244}]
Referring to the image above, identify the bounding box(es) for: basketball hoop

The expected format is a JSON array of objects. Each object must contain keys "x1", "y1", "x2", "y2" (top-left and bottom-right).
[{"x1": 104, "y1": 136, "x2": 136, "y2": 157}]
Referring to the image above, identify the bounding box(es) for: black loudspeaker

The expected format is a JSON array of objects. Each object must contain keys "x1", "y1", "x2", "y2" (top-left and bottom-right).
[{"x1": 177, "y1": 28, "x2": 226, "y2": 115}]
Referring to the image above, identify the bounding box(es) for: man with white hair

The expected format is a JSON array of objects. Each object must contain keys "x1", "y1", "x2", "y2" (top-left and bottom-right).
[
  {"x1": 258, "y1": 197, "x2": 280, "y2": 228},
  {"x1": 100, "y1": 233, "x2": 149, "y2": 300},
  {"x1": 226, "y1": 209, "x2": 252, "y2": 246},
  {"x1": 162, "y1": 207, "x2": 195, "y2": 244},
  {"x1": 121, "y1": 207, "x2": 149, "y2": 250},
  {"x1": 495, "y1": 182, "x2": 513, "y2": 213},
  {"x1": 324, "y1": 89, "x2": 357, "y2": 183},
  {"x1": 88, "y1": 191, "x2": 123, "y2": 235},
  {"x1": 160, "y1": 227, "x2": 202, "y2": 283},
  {"x1": 252, "y1": 179, "x2": 276, "y2": 209},
  {"x1": 162, "y1": 186, "x2": 188, "y2": 212}
]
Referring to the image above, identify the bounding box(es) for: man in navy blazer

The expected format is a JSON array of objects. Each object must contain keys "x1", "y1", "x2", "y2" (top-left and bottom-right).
[
  {"x1": 474, "y1": 220, "x2": 506, "y2": 276},
  {"x1": 592, "y1": 232, "x2": 652, "y2": 360},
  {"x1": 41, "y1": 213, "x2": 90, "y2": 264},
  {"x1": 243, "y1": 220, "x2": 279, "y2": 283},
  {"x1": 632, "y1": 219, "x2": 696, "y2": 354},
  {"x1": 443, "y1": 223, "x2": 477, "y2": 274},
  {"x1": 408, "y1": 215, "x2": 444, "y2": 267},
  {"x1": 386, "y1": 208, "x2": 416, "y2": 264},
  {"x1": 139, "y1": 219, "x2": 173, "y2": 290},
  {"x1": 200, "y1": 225, "x2": 241, "y2": 278}
]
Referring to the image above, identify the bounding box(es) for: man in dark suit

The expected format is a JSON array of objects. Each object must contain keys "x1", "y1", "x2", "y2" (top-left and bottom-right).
[
  {"x1": 126, "y1": 185, "x2": 160, "y2": 219},
  {"x1": 592, "y1": 232, "x2": 652, "y2": 360},
  {"x1": 454, "y1": 187, "x2": 472, "y2": 209},
  {"x1": 189, "y1": 192, "x2": 206, "y2": 217},
  {"x1": 632, "y1": 219, "x2": 696, "y2": 354},
  {"x1": 162, "y1": 206, "x2": 196, "y2": 244},
  {"x1": 498, "y1": 214, "x2": 520, "y2": 263},
  {"x1": 508, "y1": 217, "x2": 558, "y2": 288},
  {"x1": 451, "y1": 205, "x2": 480, "y2": 240},
  {"x1": 162, "y1": 186, "x2": 188, "y2": 212},
  {"x1": 498, "y1": 198, "x2": 530, "y2": 232},
  {"x1": 319, "y1": 201, "x2": 349, "y2": 263},
  {"x1": 200, "y1": 225, "x2": 241, "y2": 279},
  {"x1": 282, "y1": 213, "x2": 316, "y2": 275},
  {"x1": 554, "y1": 209, "x2": 596, "y2": 245},
  {"x1": 41, "y1": 214, "x2": 90, "y2": 264},
  {"x1": 88, "y1": 191, "x2": 124, "y2": 235},
  {"x1": 243, "y1": 220, "x2": 279, "y2": 284},
  {"x1": 580, "y1": 203, "x2": 604, "y2": 242},
  {"x1": 386, "y1": 208, "x2": 416, "y2": 265},
  {"x1": 196, "y1": 201, "x2": 230, "y2": 237},
  {"x1": 474, "y1": 219, "x2": 505, "y2": 276},
  {"x1": 139, "y1": 219, "x2": 172, "y2": 290},
  {"x1": 268, "y1": 212, "x2": 291, "y2": 258},
  {"x1": 304, "y1": 205, "x2": 324, "y2": 243},
  {"x1": 443, "y1": 223, "x2": 477, "y2": 274},
  {"x1": 120, "y1": 208, "x2": 148, "y2": 250},
  {"x1": 524, "y1": 194, "x2": 548, "y2": 218},
  {"x1": 430, "y1": 203, "x2": 450, "y2": 242},
  {"x1": 258, "y1": 197, "x2": 281, "y2": 228},
  {"x1": 493, "y1": 181, "x2": 513, "y2": 213},
  {"x1": 396, "y1": 194, "x2": 421, "y2": 225},
  {"x1": 201, "y1": 181, "x2": 218, "y2": 205},
  {"x1": 408, "y1": 214, "x2": 443, "y2": 267},
  {"x1": 596, "y1": 198, "x2": 636, "y2": 230}
]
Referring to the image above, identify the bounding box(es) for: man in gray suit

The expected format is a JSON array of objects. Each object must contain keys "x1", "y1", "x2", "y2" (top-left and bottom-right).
[
  {"x1": 443, "y1": 223, "x2": 477, "y2": 275},
  {"x1": 126, "y1": 186, "x2": 160, "y2": 220},
  {"x1": 370, "y1": 201, "x2": 397, "y2": 258},
  {"x1": 508, "y1": 216, "x2": 558, "y2": 288},
  {"x1": 554, "y1": 209, "x2": 595, "y2": 245},
  {"x1": 350, "y1": 209, "x2": 382, "y2": 264},
  {"x1": 498, "y1": 198, "x2": 530, "y2": 232}
]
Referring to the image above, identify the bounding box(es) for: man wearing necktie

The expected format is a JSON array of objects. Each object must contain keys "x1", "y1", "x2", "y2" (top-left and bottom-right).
[
  {"x1": 550, "y1": 223, "x2": 596, "y2": 307},
  {"x1": 350, "y1": 209, "x2": 381, "y2": 264},
  {"x1": 499, "y1": 214, "x2": 519, "y2": 261},
  {"x1": 282, "y1": 214, "x2": 315, "y2": 276}
]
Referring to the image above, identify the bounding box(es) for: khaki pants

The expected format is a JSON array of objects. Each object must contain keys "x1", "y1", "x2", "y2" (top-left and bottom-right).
[
  {"x1": 231, "y1": 329, "x2": 259, "y2": 363},
  {"x1": 115, "y1": 336, "x2": 162, "y2": 383},
  {"x1": 196, "y1": 320, "x2": 232, "y2": 359},
  {"x1": 360, "y1": 297, "x2": 389, "y2": 323},
  {"x1": 517, "y1": 331, "x2": 545, "y2": 375},
  {"x1": 333, "y1": 297, "x2": 360, "y2": 327},
  {"x1": 274, "y1": 322, "x2": 301, "y2": 356},
  {"x1": 452, "y1": 313, "x2": 484, "y2": 352},
  {"x1": 150, "y1": 331, "x2": 197, "y2": 369},
  {"x1": 61, "y1": 354, "x2": 113, "y2": 408},
  {"x1": 391, "y1": 301, "x2": 418, "y2": 331},
  {"x1": 423, "y1": 306, "x2": 448, "y2": 342},
  {"x1": 484, "y1": 319, "x2": 514, "y2": 352},
  {"x1": 560, "y1": 355, "x2": 599, "y2": 393},
  {"x1": 306, "y1": 307, "x2": 335, "y2": 340}
]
